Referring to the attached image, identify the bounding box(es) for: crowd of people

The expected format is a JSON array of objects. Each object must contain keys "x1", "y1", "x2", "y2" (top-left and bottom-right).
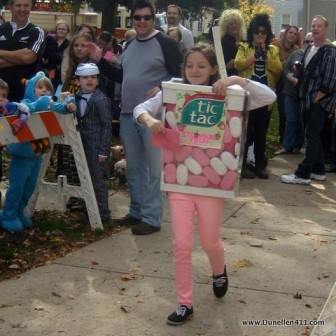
[{"x1": 0, "y1": 0, "x2": 335, "y2": 327}]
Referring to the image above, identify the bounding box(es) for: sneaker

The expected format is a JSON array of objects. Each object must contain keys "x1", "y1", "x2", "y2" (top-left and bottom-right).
[
  {"x1": 166, "y1": 305, "x2": 193, "y2": 326},
  {"x1": 281, "y1": 173, "x2": 311, "y2": 185},
  {"x1": 310, "y1": 173, "x2": 326, "y2": 181},
  {"x1": 131, "y1": 222, "x2": 160, "y2": 235},
  {"x1": 275, "y1": 148, "x2": 293, "y2": 155},
  {"x1": 114, "y1": 214, "x2": 141, "y2": 227},
  {"x1": 213, "y1": 266, "x2": 229, "y2": 298}
]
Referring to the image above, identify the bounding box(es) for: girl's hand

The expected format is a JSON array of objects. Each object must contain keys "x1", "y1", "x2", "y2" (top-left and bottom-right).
[
  {"x1": 85, "y1": 42, "x2": 102, "y2": 63},
  {"x1": 146, "y1": 118, "x2": 165, "y2": 133},
  {"x1": 212, "y1": 76, "x2": 247, "y2": 95}
]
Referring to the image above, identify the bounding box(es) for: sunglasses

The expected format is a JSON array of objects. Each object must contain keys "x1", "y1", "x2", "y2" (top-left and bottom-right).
[
  {"x1": 304, "y1": 40, "x2": 313, "y2": 44},
  {"x1": 133, "y1": 15, "x2": 153, "y2": 21},
  {"x1": 254, "y1": 30, "x2": 266, "y2": 35}
]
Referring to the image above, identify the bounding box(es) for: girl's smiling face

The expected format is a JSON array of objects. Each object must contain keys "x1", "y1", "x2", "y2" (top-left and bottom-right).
[
  {"x1": 184, "y1": 51, "x2": 218, "y2": 86},
  {"x1": 73, "y1": 36, "x2": 89, "y2": 61}
]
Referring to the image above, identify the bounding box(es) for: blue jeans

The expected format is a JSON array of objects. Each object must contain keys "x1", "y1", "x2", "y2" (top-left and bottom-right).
[
  {"x1": 283, "y1": 95, "x2": 304, "y2": 151},
  {"x1": 120, "y1": 114, "x2": 163, "y2": 227},
  {"x1": 295, "y1": 103, "x2": 327, "y2": 178}
]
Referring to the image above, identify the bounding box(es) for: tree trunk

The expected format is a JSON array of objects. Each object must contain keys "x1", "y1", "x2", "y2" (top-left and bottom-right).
[{"x1": 101, "y1": 1, "x2": 119, "y2": 34}]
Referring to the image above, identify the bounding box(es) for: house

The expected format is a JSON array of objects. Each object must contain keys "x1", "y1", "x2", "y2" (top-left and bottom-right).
[{"x1": 264, "y1": 0, "x2": 336, "y2": 41}]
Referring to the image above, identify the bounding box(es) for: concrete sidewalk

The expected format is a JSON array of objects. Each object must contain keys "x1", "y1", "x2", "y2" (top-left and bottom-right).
[{"x1": 0, "y1": 153, "x2": 335, "y2": 336}]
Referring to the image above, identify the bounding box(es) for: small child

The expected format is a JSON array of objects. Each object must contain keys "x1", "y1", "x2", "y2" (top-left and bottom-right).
[
  {"x1": 134, "y1": 43, "x2": 277, "y2": 326},
  {"x1": 0, "y1": 72, "x2": 76, "y2": 233},
  {"x1": 74, "y1": 63, "x2": 112, "y2": 223},
  {"x1": 0, "y1": 78, "x2": 30, "y2": 134}
]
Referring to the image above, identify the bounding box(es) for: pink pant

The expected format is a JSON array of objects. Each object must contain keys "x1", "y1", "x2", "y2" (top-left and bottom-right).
[{"x1": 168, "y1": 192, "x2": 226, "y2": 306}]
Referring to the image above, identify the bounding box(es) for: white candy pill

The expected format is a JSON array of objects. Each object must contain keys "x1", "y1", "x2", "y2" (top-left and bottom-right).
[
  {"x1": 210, "y1": 157, "x2": 227, "y2": 176},
  {"x1": 220, "y1": 151, "x2": 238, "y2": 171},
  {"x1": 229, "y1": 116, "x2": 242, "y2": 138},
  {"x1": 185, "y1": 157, "x2": 202, "y2": 175},
  {"x1": 176, "y1": 164, "x2": 188, "y2": 185},
  {"x1": 165, "y1": 111, "x2": 177, "y2": 129}
]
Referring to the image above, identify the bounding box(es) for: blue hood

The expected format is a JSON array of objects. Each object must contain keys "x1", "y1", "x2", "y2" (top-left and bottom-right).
[{"x1": 23, "y1": 71, "x2": 53, "y2": 102}]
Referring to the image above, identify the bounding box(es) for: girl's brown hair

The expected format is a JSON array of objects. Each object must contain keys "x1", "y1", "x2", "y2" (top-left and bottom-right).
[
  {"x1": 182, "y1": 42, "x2": 220, "y2": 85},
  {"x1": 63, "y1": 33, "x2": 93, "y2": 91}
]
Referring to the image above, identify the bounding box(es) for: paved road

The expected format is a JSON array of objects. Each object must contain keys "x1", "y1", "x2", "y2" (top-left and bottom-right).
[{"x1": 0, "y1": 153, "x2": 335, "y2": 336}]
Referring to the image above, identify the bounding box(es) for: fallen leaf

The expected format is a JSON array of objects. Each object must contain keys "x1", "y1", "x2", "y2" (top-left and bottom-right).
[
  {"x1": 293, "y1": 292, "x2": 302, "y2": 299},
  {"x1": 91, "y1": 261, "x2": 99, "y2": 265},
  {"x1": 120, "y1": 274, "x2": 136, "y2": 281},
  {"x1": 319, "y1": 240, "x2": 328, "y2": 243},
  {"x1": 52, "y1": 291, "x2": 62, "y2": 298},
  {"x1": 34, "y1": 306, "x2": 44, "y2": 311},
  {"x1": 268, "y1": 237, "x2": 277, "y2": 240},
  {"x1": 234, "y1": 259, "x2": 253, "y2": 268},
  {"x1": 305, "y1": 304, "x2": 312, "y2": 308},
  {"x1": 120, "y1": 305, "x2": 130, "y2": 313},
  {"x1": 249, "y1": 242, "x2": 263, "y2": 248},
  {"x1": 8, "y1": 264, "x2": 20, "y2": 270}
]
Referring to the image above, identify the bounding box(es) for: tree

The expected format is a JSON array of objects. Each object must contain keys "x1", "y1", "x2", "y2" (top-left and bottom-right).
[
  {"x1": 238, "y1": 0, "x2": 274, "y2": 28},
  {"x1": 89, "y1": 0, "x2": 227, "y2": 34},
  {"x1": 90, "y1": 0, "x2": 133, "y2": 33}
]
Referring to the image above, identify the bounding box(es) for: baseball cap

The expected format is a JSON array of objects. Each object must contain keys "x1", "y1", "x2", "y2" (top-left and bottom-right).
[{"x1": 75, "y1": 63, "x2": 100, "y2": 76}]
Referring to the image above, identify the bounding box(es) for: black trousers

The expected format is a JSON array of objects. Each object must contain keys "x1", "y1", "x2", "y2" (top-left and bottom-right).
[{"x1": 244, "y1": 106, "x2": 271, "y2": 169}]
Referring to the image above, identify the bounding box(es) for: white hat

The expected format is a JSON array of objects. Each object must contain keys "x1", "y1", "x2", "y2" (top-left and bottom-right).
[{"x1": 75, "y1": 63, "x2": 100, "y2": 76}]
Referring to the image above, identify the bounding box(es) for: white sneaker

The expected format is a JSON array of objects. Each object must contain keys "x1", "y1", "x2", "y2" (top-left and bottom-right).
[
  {"x1": 310, "y1": 173, "x2": 326, "y2": 181},
  {"x1": 281, "y1": 173, "x2": 311, "y2": 185}
]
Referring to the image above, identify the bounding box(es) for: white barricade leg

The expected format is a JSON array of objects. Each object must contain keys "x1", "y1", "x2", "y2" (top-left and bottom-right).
[{"x1": 25, "y1": 113, "x2": 103, "y2": 230}]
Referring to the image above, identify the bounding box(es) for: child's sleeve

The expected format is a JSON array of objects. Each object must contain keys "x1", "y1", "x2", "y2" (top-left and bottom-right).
[
  {"x1": 133, "y1": 91, "x2": 163, "y2": 122},
  {"x1": 244, "y1": 80, "x2": 277, "y2": 110}
]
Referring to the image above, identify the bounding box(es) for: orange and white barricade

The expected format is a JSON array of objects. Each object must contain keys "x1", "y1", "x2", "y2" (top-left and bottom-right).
[{"x1": 0, "y1": 111, "x2": 103, "y2": 230}]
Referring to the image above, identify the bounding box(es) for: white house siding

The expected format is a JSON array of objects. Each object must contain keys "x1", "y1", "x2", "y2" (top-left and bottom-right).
[
  {"x1": 302, "y1": 0, "x2": 336, "y2": 41},
  {"x1": 264, "y1": 0, "x2": 304, "y2": 38}
]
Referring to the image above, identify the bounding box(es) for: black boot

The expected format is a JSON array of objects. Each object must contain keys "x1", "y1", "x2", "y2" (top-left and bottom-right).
[
  {"x1": 255, "y1": 167, "x2": 269, "y2": 179},
  {"x1": 241, "y1": 165, "x2": 255, "y2": 179}
]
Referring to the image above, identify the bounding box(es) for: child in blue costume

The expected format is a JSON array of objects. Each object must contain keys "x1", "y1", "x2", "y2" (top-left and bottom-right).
[{"x1": 0, "y1": 72, "x2": 76, "y2": 232}]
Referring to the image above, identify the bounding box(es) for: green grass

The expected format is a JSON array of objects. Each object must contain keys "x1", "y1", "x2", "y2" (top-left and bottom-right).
[{"x1": 266, "y1": 105, "x2": 281, "y2": 158}]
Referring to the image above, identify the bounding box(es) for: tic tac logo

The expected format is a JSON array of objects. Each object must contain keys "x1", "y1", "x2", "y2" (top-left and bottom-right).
[{"x1": 180, "y1": 93, "x2": 225, "y2": 128}]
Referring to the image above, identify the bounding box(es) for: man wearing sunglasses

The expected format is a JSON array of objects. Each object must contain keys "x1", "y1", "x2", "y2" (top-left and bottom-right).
[
  {"x1": 161, "y1": 4, "x2": 194, "y2": 49},
  {"x1": 113, "y1": 0, "x2": 183, "y2": 234},
  {"x1": 281, "y1": 15, "x2": 336, "y2": 184}
]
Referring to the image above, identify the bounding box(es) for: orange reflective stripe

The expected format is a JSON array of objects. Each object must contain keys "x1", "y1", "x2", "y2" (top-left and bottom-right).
[
  {"x1": 39, "y1": 111, "x2": 64, "y2": 136},
  {"x1": 7, "y1": 116, "x2": 35, "y2": 142}
]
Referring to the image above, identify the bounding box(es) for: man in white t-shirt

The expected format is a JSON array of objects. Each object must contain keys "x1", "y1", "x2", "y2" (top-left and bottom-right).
[
  {"x1": 281, "y1": 15, "x2": 336, "y2": 185},
  {"x1": 161, "y1": 4, "x2": 194, "y2": 49}
]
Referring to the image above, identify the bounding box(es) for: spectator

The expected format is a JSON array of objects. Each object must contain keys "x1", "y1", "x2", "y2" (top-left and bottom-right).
[
  {"x1": 235, "y1": 13, "x2": 282, "y2": 179},
  {"x1": 167, "y1": 26, "x2": 185, "y2": 54},
  {"x1": 0, "y1": 0, "x2": 45, "y2": 101},
  {"x1": 208, "y1": 18, "x2": 219, "y2": 44},
  {"x1": 281, "y1": 15, "x2": 336, "y2": 185},
  {"x1": 161, "y1": 4, "x2": 194, "y2": 49},
  {"x1": 91, "y1": 0, "x2": 183, "y2": 234},
  {"x1": 122, "y1": 29, "x2": 137, "y2": 50},
  {"x1": 0, "y1": 0, "x2": 45, "y2": 205},
  {"x1": 272, "y1": 26, "x2": 299, "y2": 147},
  {"x1": 97, "y1": 31, "x2": 122, "y2": 140},
  {"x1": 47, "y1": 20, "x2": 71, "y2": 89},
  {"x1": 276, "y1": 32, "x2": 313, "y2": 155},
  {"x1": 218, "y1": 9, "x2": 246, "y2": 76}
]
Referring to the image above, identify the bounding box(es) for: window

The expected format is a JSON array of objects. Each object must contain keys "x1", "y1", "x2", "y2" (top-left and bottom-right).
[
  {"x1": 198, "y1": 19, "x2": 203, "y2": 31},
  {"x1": 282, "y1": 14, "x2": 291, "y2": 26}
]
